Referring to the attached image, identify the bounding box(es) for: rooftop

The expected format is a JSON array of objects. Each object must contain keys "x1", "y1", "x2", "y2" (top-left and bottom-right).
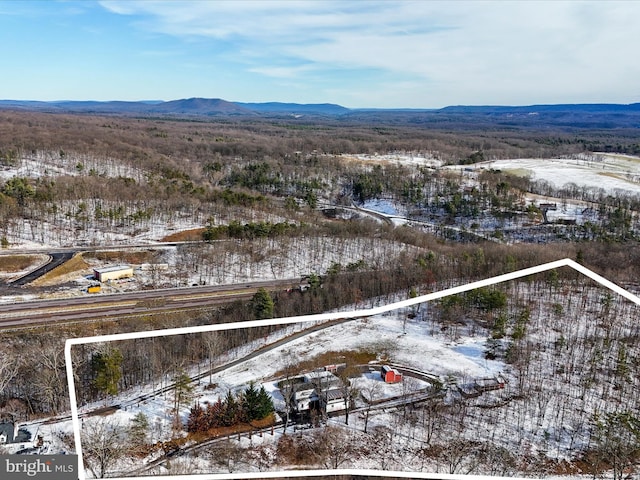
[{"x1": 93, "y1": 265, "x2": 132, "y2": 273}]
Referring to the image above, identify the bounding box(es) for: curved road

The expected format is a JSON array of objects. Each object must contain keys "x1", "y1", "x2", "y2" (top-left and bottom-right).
[
  {"x1": 1, "y1": 241, "x2": 208, "y2": 287},
  {"x1": 8, "y1": 251, "x2": 75, "y2": 286}
]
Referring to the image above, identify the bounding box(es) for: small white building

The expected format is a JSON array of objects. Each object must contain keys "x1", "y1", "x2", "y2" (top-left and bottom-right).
[
  {"x1": 293, "y1": 384, "x2": 318, "y2": 412},
  {"x1": 93, "y1": 265, "x2": 134, "y2": 282},
  {"x1": 324, "y1": 388, "x2": 347, "y2": 413},
  {"x1": 289, "y1": 371, "x2": 345, "y2": 413}
]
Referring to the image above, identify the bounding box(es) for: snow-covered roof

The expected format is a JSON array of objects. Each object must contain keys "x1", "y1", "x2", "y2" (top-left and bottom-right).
[
  {"x1": 304, "y1": 370, "x2": 342, "y2": 388},
  {"x1": 324, "y1": 389, "x2": 345, "y2": 402},
  {"x1": 93, "y1": 265, "x2": 132, "y2": 274}
]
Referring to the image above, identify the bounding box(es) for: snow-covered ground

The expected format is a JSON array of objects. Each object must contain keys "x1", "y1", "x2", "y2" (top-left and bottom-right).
[
  {"x1": 0, "y1": 150, "x2": 146, "y2": 183},
  {"x1": 345, "y1": 151, "x2": 640, "y2": 197},
  {"x1": 66, "y1": 303, "x2": 509, "y2": 477},
  {"x1": 344, "y1": 153, "x2": 640, "y2": 245},
  {"x1": 58, "y1": 266, "x2": 640, "y2": 478},
  {"x1": 4, "y1": 150, "x2": 640, "y2": 477},
  {"x1": 471, "y1": 154, "x2": 640, "y2": 196},
  {"x1": 340, "y1": 152, "x2": 445, "y2": 168},
  {"x1": 7, "y1": 255, "x2": 637, "y2": 478},
  {"x1": 78, "y1": 309, "x2": 497, "y2": 425},
  {"x1": 3, "y1": 151, "x2": 640, "y2": 251}
]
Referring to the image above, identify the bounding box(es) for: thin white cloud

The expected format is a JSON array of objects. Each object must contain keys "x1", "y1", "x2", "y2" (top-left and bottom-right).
[
  {"x1": 100, "y1": 1, "x2": 346, "y2": 39},
  {"x1": 249, "y1": 64, "x2": 317, "y2": 80},
  {"x1": 98, "y1": 1, "x2": 448, "y2": 44},
  {"x1": 97, "y1": 0, "x2": 640, "y2": 106}
]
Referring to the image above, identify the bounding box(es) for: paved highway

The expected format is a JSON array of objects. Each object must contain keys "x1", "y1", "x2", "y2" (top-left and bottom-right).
[{"x1": 0, "y1": 278, "x2": 303, "y2": 330}]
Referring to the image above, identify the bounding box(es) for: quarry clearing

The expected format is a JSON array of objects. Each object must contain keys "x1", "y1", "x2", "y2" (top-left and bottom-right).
[
  {"x1": 348, "y1": 152, "x2": 640, "y2": 196},
  {"x1": 465, "y1": 153, "x2": 640, "y2": 195}
]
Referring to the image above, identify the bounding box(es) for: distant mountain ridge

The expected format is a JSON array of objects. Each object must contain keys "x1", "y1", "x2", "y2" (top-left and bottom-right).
[
  {"x1": 0, "y1": 97, "x2": 348, "y2": 116},
  {"x1": 439, "y1": 103, "x2": 640, "y2": 114},
  {"x1": 0, "y1": 97, "x2": 639, "y2": 129},
  {"x1": 235, "y1": 102, "x2": 350, "y2": 115}
]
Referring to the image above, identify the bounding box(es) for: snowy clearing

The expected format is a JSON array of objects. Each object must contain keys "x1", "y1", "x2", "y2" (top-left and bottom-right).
[{"x1": 470, "y1": 154, "x2": 640, "y2": 196}]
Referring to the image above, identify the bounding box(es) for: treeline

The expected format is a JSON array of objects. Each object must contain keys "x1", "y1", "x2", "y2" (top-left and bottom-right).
[
  {"x1": 187, "y1": 383, "x2": 274, "y2": 433},
  {"x1": 203, "y1": 219, "x2": 298, "y2": 241}
]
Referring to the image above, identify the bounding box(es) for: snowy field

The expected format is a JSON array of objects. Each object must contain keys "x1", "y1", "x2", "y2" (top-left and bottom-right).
[
  {"x1": 77, "y1": 308, "x2": 499, "y2": 424},
  {"x1": 343, "y1": 152, "x2": 640, "y2": 197},
  {"x1": 329, "y1": 153, "x2": 640, "y2": 244},
  {"x1": 0, "y1": 150, "x2": 146, "y2": 183},
  {"x1": 470, "y1": 153, "x2": 640, "y2": 196},
  {"x1": 340, "y1": 152, "x2": 445, "y2": 168}
]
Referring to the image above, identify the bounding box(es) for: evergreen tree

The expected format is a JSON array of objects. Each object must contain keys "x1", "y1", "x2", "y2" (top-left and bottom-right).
[
  {"x1": 187, "y1": 403, "x2": 207, "y2": 433},
  {"x1": 207, "y1": 397, "x2": 225, "y2": 429},
  {"x1": 615, "y1": 344, "x2": 631, "y2": 383},
  {"x1": 252, "y1": 288, "x2": 274, "y2": 320},
  {"x1": 223, "y1": 390, "x2": 239, "y2": 426},
  {"x1": 1, "y1": 176, "x2": 35, "y2": 207},
  {"x1": 307, "y1": 273, "x2": 322, "y2": 292},
  {"x1": 242, "y1": 382, "x2": 261, "y2": 422},
  {"x1": 173, "y1": 370, "x2": 195, "y2": 428},
  {"x1": 128, "y1": 412, "x2": 149, "y2": 447},
  {"x1": 305, "y1": 190, "x2": 318, "y2": 209},
  {"x1": 256, "y1": 385, "x2": 275, "y2": 420},
  {"x1": 491, "y1": 312, "x2": 508, "y2": 339},
  {"x1": 91, "y1": 348, "x2": 123, "y2": 396}
]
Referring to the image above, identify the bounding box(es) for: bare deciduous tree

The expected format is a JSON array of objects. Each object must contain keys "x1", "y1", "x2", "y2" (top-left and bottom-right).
[
  {"x1": 317, "y1": 426, "x2": 356, "y2": 469},
  {"x1": 0, "y1": 352, "x2": 19, "y2": 398},
  {"x1": 81, "y1": 417, "x2": 126, "y2": 479}
]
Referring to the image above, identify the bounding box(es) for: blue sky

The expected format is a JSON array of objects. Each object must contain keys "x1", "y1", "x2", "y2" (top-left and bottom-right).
[{"x1": 1, "y1": 0, "x2": 639, "y2": 108}]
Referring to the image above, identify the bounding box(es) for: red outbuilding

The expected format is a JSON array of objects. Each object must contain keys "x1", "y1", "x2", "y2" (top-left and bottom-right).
[{"x1": 381, "y1": 365, "x2": 403, "y2": 383}]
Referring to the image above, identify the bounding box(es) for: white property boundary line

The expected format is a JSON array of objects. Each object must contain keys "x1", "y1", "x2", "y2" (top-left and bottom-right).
[{"x1": 64, "y1": 258, "x2": 640, "y2": 480}]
